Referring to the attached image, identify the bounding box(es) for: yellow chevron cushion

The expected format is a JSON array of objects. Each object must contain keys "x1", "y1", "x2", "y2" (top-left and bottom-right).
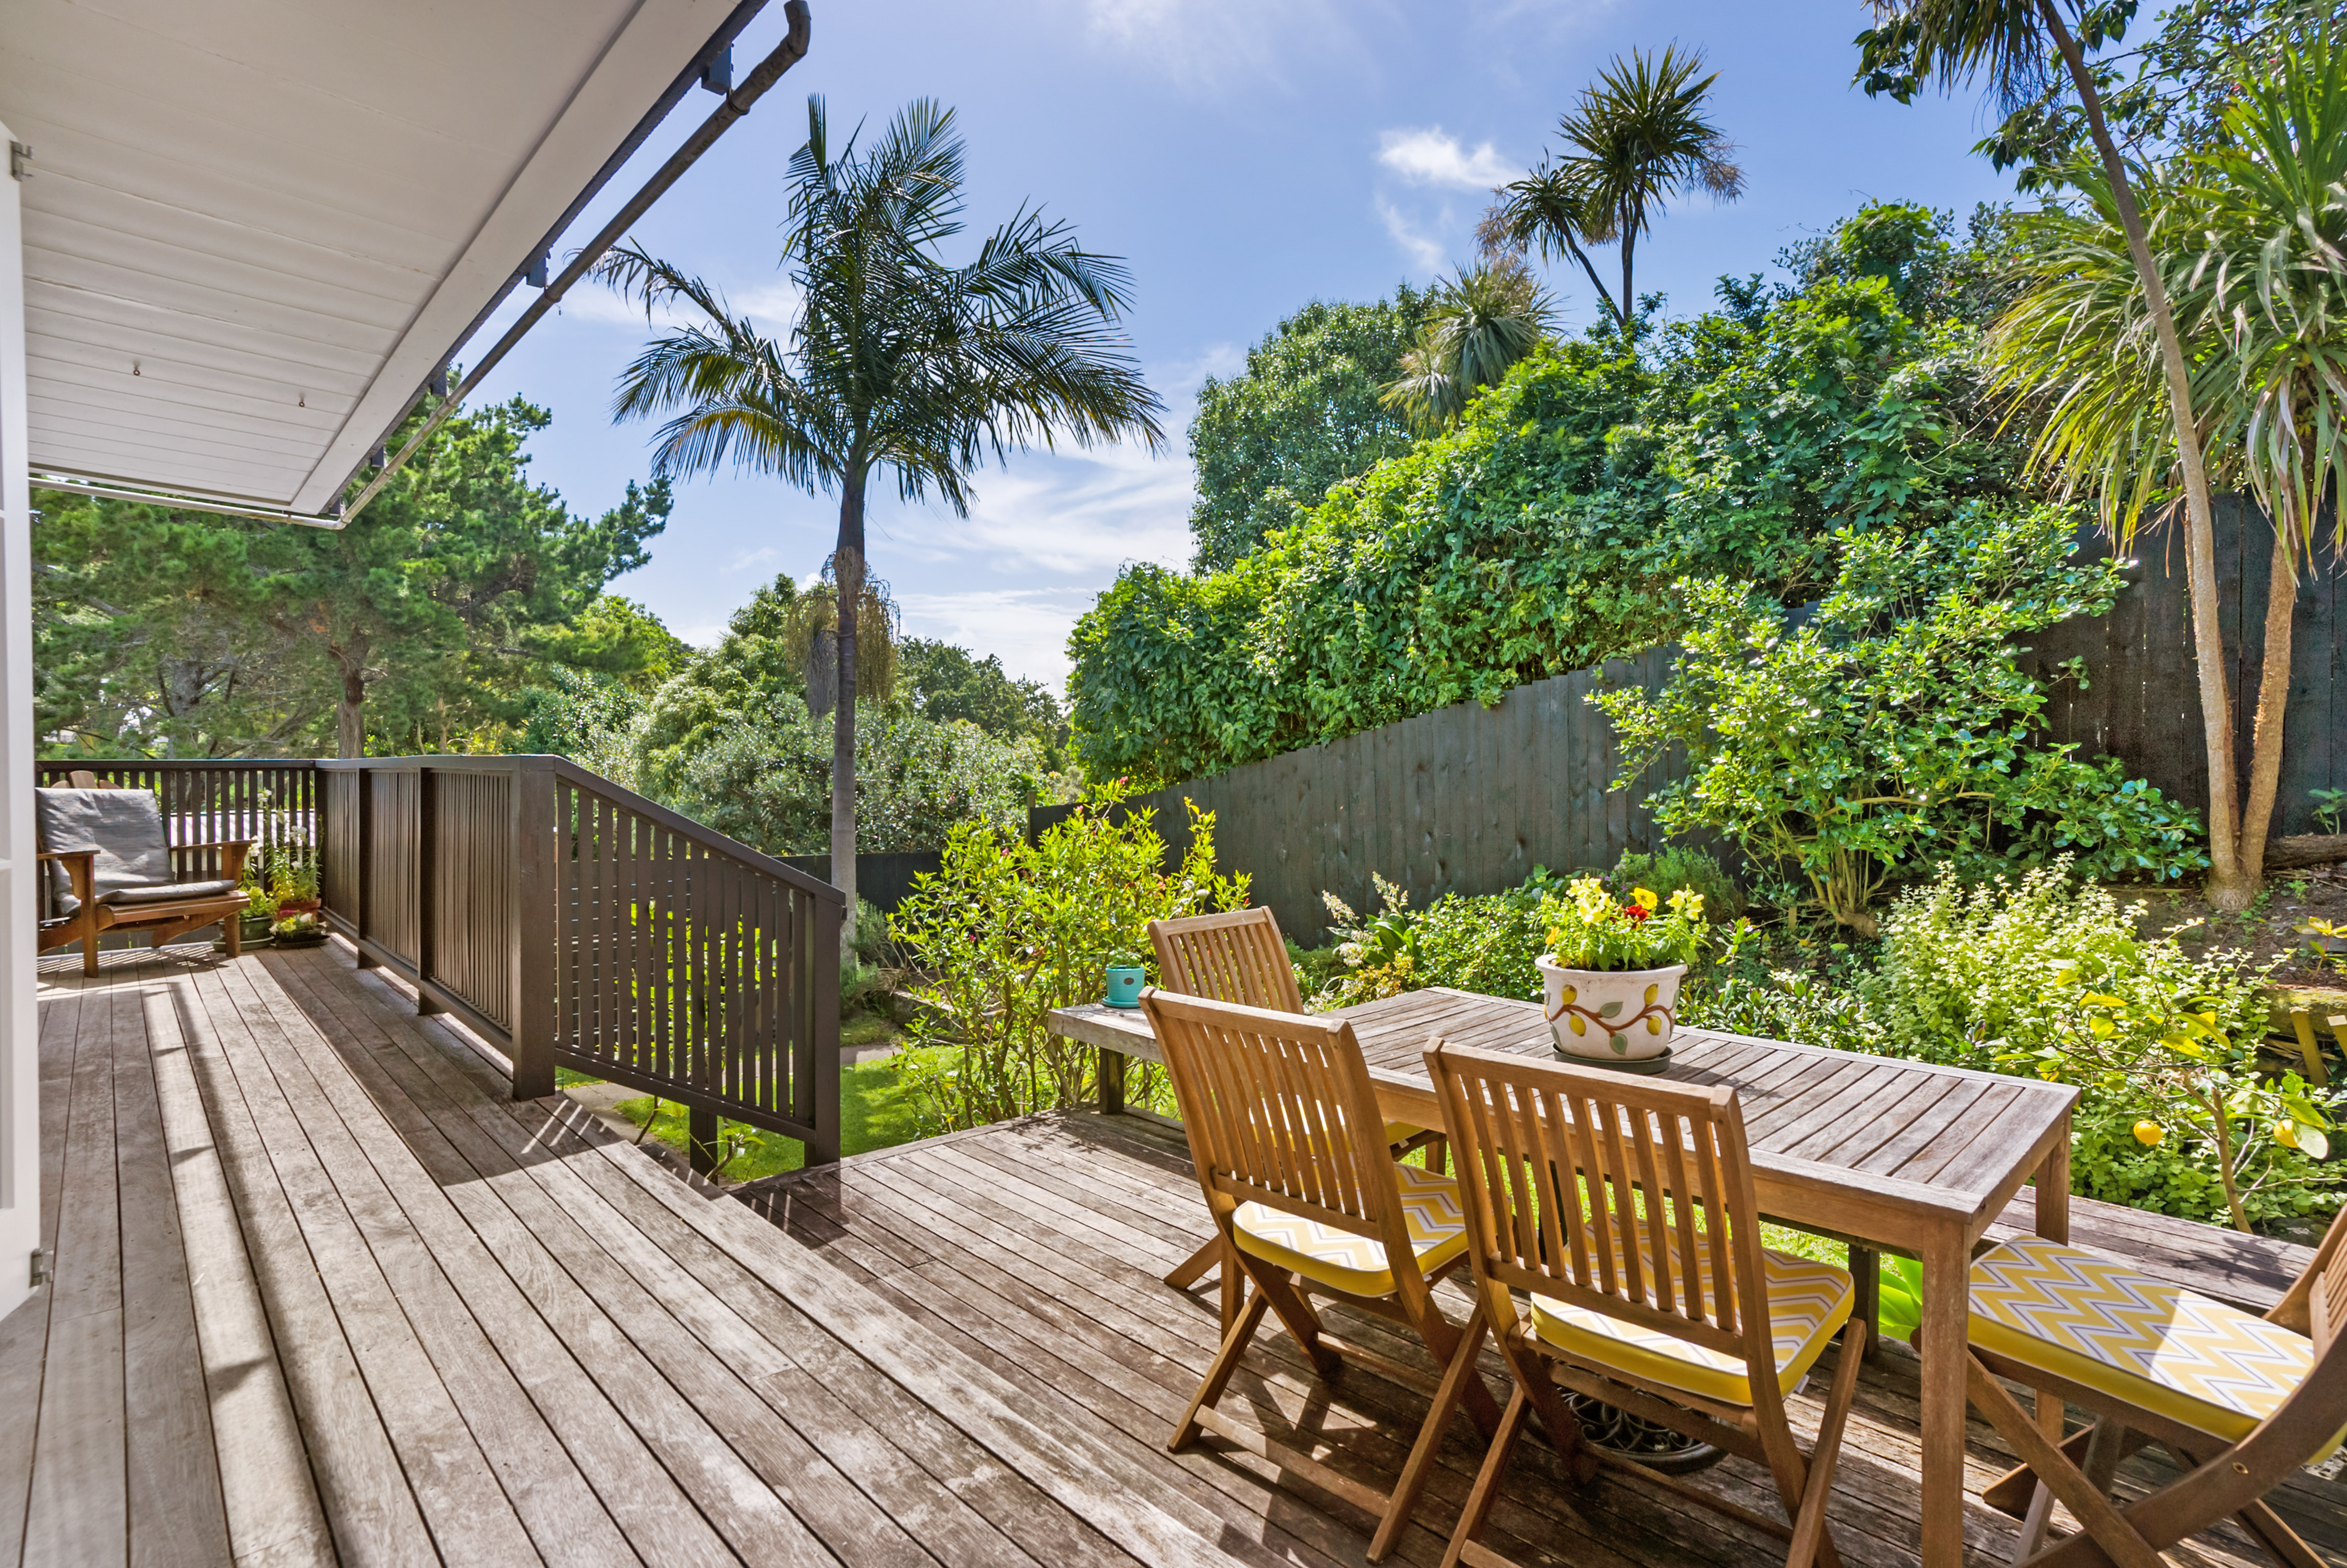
[
  {"x1": 1231, "y1": 1161, "x2": 1468, "y2": 1297},
  {"x1": 1384, "y1": 1121, "x2": 1429, "y2": 1146},
  {"x1": 1969, "y1": 1236, "x2": 2314, "y2": 1443},
  {"x1": 1529, "y1": 1221, "x2": 1854, "y2": 1406}
]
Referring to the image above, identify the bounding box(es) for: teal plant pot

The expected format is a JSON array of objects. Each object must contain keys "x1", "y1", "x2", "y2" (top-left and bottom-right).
[{"x1": 1104, "y1": 965, "x2": 1145, "y2": 1009}]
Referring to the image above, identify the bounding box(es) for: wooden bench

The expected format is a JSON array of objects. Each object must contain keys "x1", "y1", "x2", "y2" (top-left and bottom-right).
[{"x1": 1982, "y1": 1189, "x2": 2315, "y2": 1315}]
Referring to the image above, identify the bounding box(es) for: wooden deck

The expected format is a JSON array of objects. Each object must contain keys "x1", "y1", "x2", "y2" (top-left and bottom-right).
[{"x1": 3, "y1": 943, "x2": 2342, "y2": 1568}]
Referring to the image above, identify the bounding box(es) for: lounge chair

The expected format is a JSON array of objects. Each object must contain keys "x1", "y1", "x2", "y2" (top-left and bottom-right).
[{"x1": 36, "y1": 782, "x2": 252, "y2": 974}]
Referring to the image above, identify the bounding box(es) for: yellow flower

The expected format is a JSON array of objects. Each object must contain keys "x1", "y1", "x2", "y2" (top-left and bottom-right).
[{"x1": 1631, "y1": 887, "x2": 1660, "y2": 911}]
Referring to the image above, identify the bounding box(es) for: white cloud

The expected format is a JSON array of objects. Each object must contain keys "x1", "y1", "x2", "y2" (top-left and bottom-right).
[
  {"x1": 480, "y1": 272, "x2": 802, "y2": 337},
  {"x1": 1377, "y1": 127, "x2": 1514, "y2": 192},
  {"x1": 893, "y1": 586, "x2": 1109, "y2": 689},
  {"x1": 1374, "y1": 196, "x2": 1446, "y2": 274},
  {"x1": 1074, "y1": 0, "x2": 1380, "y2": 92}
]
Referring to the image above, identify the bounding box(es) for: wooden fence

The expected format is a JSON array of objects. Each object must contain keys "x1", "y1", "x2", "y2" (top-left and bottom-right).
[
  {"x1": 2023, "y1": 501, "x2": 2347, "y2": 837},
  {"x1": 321, "y1": 756, "x2": 845, "y2": 1163},
  {"x1": 1033, "y1": 647, "x2": 1684, "y2": 943},
  {"x1": 781, "y1": 850, "x2": 943, "y2": 916}
]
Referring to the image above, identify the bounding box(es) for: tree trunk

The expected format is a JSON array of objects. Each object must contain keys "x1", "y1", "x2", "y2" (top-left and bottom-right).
[
  {"x1": 1619, "y1": 211, "x2": 1636, "y2": 333},
  {"x1": 1559, "y1": 233, "x2": 1620, "y2": 329},
  {"x1": 830, "y1": 469, "x2": 867, "y2": 919},
  {"x1": 2239, "y1": 528, "x2": 2299, "y2": 884},
  {"x1": 334, "y1": 650, "x2": 368, "y2": 759},
  {"x1": 2041, "y1": 1, "x2": 2244, "y2": 908}
]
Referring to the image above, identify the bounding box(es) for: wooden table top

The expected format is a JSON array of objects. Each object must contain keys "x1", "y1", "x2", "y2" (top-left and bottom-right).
[{"x1": 1051, "y1": 986, "x2": 2079, "y2": 1240}]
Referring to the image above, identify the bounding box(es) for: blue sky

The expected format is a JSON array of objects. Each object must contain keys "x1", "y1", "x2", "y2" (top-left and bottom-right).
[{"x1": 467, "y1": 0, "x2": 2023, "y2": 687}]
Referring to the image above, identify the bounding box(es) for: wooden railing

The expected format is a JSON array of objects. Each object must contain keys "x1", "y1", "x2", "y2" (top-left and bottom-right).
[
  {"x1": 40, "y1": 756, "x2": 845, "y2": 1164},
  {"x1": 320, "y1": 756, "x2": 845, "y2": 1163}
]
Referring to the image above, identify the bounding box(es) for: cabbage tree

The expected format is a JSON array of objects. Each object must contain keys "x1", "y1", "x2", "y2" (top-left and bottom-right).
[
  {"x1": 1990, "y1": 29, "x2": 2347, "y2": 891},
  {"x1": 1858, "y1": 1, "x2": 2247, "y2": 903}
]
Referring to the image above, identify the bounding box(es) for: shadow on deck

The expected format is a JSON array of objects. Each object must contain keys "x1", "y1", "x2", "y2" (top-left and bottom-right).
[{"x1": 3, "y1": 940, "x2": 2341, "y2": 1567}]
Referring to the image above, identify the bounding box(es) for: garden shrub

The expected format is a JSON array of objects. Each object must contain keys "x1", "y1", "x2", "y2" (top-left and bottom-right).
[
  {"x1": 1867, "y1": 865, "x2": 2335, "y2": 1230},
  {"x1": 889, "y1": 784, "x2": 1249, "y2": 1130},
  {"x1": 1316, "y1": 852, "x2": 1738, "y2": 1007},
  {"x1": 1599, "y1": 506, "x2": 2206, "y2": 932},
  {"x1": 1070, "y1": 207, "x2": 2030, "y2": 788}
]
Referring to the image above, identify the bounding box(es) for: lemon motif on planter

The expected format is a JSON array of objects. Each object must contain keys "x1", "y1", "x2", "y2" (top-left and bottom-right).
[
  {"x1": 1559, "y1": 982, "x2": 1586, "y2": 1036},
  {"x1": 1643, "y1": 983, "x2": 1663, "y2": 1035}
]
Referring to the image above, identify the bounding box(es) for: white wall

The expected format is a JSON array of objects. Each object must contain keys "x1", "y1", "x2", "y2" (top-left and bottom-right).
[{"x1": 0, "y1": 121, "x2": 39, "y2": 1321}]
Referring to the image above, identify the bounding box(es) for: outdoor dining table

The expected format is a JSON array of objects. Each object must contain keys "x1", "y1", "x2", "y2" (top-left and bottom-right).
[{"x1": 1047, "y1": 983, "x2": 2080, "y2": 1568}]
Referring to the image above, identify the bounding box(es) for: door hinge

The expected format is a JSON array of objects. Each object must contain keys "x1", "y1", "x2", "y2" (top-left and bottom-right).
[
  {"x1": 28, "y1": 1249, "x2": 51, "y2": 1287},
  {"x1": 8, "y1": 142, "x2": 31, "y2": 181}
]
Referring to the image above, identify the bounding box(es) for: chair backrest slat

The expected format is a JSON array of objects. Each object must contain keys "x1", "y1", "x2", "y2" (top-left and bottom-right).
[
  {"x1": 1144, "y1": 989, "x2": 1404, "y2": 1256},
  {"x1": 1150, "y1": 908, "x2": 1304, "y2": 1015},
  {"x1": 1429, "y1": 1040, "x2": 1762, "y2": 1365}
]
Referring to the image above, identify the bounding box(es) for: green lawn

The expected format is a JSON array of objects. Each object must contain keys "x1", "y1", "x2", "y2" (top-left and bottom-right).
[{"x1": 609, "y1": 1056, "x2": 932, "y2": 1183}]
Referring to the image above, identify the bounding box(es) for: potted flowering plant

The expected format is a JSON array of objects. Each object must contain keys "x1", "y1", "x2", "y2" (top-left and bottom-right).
[{"x1": 1536, "y1": 878, "x2": 1709, "y2": 1071}]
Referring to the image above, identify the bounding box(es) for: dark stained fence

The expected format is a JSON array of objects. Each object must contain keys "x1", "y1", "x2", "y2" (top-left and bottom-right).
[
  {"x1": 2022, "y1": 503, "x2": 2347, "y2": 838},
  {"x1": 320, "y1": 756, "x2": 845, "y2": 1160},
  {"x1": 781, "y1": 850, "x2": 943, "y2": 915},
  {"x1": 1034, "y1": 648, "x2": 1683, "y2": 943}
]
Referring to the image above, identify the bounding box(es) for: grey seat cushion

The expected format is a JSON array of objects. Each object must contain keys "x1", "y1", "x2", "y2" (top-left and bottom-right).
[
  {"x1": 101, "y1": 879, "x2": 239, "y2": 907},
  {"x1": 37, "y1": 786, "x2": 175, "y2": 915}
]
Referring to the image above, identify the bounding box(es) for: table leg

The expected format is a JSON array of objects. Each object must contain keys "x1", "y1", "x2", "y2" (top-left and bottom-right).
[
  {"x1": 2033, "y1": 1123, "x2": 2072, "y2": 1448},
  {"x1": 1917, "y1": 1225, "x2": 1970, "y2": 1568},
  {"x1": 1849, "y1": 1246, "x2": 1882, "y2": 1363},
  {"x1": 1098, "y1": 1045, "x2": 1126, "y2": 1116}
]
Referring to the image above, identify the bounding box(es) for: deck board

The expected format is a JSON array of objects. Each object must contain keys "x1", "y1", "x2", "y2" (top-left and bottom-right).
[{"x1": 2, "y1": 941, "x2": 2342, "y2": 1568}]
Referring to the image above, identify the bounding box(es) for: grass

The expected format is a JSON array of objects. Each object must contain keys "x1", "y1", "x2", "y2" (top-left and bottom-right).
[{"x1": 609, "y1": 1056, "x2": 931, "y2": 1183}]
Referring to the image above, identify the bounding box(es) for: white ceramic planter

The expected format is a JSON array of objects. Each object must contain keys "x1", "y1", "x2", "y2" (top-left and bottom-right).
[{"x1": 1535, "y1": 956, "x2": 1687, "y2": 1064}]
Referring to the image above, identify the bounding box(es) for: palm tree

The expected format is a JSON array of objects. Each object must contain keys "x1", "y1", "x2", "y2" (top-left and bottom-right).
[
  {"x1": 1378, "y1": 259, "x2": 1558, "y2": 433},
  {"x1": 1989, "y1": 29, "x2": 2347, "y2": 893},
  {"x1": 1487, "y1": 46, "x2": 1743, "y2": 332},
  {"x1": 597, "y1": 97, "x2": 1166, "y2": 911},
  {"x1": 1855, "y1": 3, "x2": 2252, "y2": 905}
]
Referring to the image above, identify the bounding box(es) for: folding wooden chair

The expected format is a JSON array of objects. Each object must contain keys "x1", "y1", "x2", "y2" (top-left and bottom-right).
[
  {"x1": 1147, "y1": 907, "x2": 1444, "y2": 1329},
  {"x1": 1424, "y1": 1039, "x2": 1868, "y2": 1568},
  {"x1": 1963, "y1": 1201, "x2": 2347, "y2": 1568},
  {"x1": 1143, "y1": 988, "x2": 1503, "y2": 1559}
]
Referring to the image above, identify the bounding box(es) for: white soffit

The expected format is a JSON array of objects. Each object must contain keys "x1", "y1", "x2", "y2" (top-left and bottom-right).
[{"x1": 2, "y1": 0, "x2": 751, "y2": 515}]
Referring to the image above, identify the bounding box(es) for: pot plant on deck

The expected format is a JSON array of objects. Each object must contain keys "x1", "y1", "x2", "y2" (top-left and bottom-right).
[
  {"x1": 1535, "y1": 878, "x2": 1710, "y2": 1073},
  {"x1": 265, "y1": 845, "x2": 326, "y2": 949}
]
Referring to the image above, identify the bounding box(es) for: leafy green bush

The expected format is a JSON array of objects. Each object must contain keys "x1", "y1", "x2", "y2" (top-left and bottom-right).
[
  {"x1": 889, "y1": 785, "x2": 1249, "y2": 1128},
  {"x1": 1868, "y1": 866, "x2": 2333, "y2": 1231},
  {"x1": 1599, "y1": 507, "x2": 2206, "y2": 932},
  {"x1": 1071, "y1": 209, "x2": 2031, "y2": 788}
]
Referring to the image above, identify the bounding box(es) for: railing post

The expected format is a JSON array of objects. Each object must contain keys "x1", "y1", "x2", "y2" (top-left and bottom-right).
[
  {"x1": 806, "y1": 891, "x2": 842, "y2": 1165},
  {"x1": 346, "y1": 763, "x2": 379, "y2": 969},
  {"x1": 509, "y1": 759, "x2": 559, "y2": 1099}
]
